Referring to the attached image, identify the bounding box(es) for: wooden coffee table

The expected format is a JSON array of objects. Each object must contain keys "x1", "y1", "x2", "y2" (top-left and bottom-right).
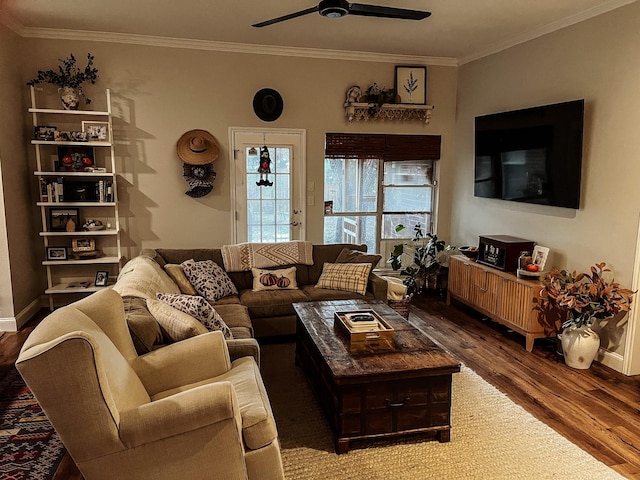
[{"x1": 293, "y1": 299, "x2": 461, "y2": 454}]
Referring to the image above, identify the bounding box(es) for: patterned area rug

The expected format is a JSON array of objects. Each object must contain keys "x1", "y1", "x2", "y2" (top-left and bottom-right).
[{"x1": 0, "y1": 369, "x2": 65, "y2": 480}]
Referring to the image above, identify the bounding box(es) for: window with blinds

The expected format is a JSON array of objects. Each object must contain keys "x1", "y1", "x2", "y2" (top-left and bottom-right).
[{"x1": 324, "y1": 133, "x2": 441, "y2": 255}]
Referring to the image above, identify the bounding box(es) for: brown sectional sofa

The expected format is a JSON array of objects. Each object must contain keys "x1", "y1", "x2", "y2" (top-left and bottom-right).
[{"x1": 116, "y1": 243, "x2": 387, "y2": 353}]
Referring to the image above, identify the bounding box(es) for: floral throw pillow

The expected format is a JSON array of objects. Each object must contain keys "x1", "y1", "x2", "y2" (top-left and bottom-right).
[
  {"x1": 181, "y1": 259, "x2": 238, "y2": 302},
  {"x1": 156, "y1": 293, "x2": 233, "y2": 340}
]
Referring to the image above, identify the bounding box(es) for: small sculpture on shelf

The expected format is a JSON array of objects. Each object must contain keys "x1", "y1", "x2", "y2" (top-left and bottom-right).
[{"x1": 345, "y1": 85, "x2": 362, "y2": 104}]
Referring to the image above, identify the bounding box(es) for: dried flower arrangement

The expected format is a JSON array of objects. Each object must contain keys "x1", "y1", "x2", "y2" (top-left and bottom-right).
[
  {"x1": 539, "y1": 262, "x2": 634, "y2": 330},
  {"x1": 27, "y1": 53, "x2": 99, "y2": 104}
]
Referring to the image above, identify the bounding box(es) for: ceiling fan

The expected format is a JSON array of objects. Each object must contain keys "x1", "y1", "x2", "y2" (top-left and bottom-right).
[{"x1": 252, "y1": 0, "x2": 431, "y2": 28}]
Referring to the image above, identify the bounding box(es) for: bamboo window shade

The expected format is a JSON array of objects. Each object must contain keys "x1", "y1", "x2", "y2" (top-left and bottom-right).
[{"x1": 325, "y1": 133, "x2": 441, "y2": 161}]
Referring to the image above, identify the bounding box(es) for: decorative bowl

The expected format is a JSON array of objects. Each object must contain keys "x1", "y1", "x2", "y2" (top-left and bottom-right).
[{"x1": 459, "y1": 246, "x2": 479, "y2": 260}]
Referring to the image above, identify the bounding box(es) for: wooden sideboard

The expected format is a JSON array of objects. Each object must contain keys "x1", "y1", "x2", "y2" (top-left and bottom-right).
[{"x1": 447, "y1": 255, "x2": 547, "y2": 351}]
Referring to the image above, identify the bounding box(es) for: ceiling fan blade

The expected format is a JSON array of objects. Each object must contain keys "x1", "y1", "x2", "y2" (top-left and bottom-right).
[
  {"x1": 252, "y1": 6, "x2": 319, "y2": 27},
  {"x1": 348, "y1": 3, "x2": 431, "y2": 20}
]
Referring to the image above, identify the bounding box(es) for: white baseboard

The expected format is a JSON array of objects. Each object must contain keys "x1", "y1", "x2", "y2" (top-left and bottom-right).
[
  {"x1": 597, "y1": 348, "x2": 625, "y2": 373},
  {"x1": 0, "y1": 298, "x2": 45, "y2": 332},
  {"x1": 16, "y1": 298, "x2": 43, "y2": 329},
  {"x1": 0, "y1": 316, "x2": 17, "y2": 332}
]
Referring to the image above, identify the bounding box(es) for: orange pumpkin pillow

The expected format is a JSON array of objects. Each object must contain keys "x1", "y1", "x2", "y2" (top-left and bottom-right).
[{"x1": 251, "y1": 267, "x2": 298, "y2": 291}]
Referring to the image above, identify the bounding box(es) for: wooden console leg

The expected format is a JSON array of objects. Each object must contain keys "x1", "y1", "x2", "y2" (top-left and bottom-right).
[
  {"x1": 525, "y1": 335, "x2": 534, "y2": 352},
  {"x1": 336, "y1": 438, "x2": 350, "y2": 454},
  {"x1": 436, "y1": 429, "x2": 451, "y2": 443}
]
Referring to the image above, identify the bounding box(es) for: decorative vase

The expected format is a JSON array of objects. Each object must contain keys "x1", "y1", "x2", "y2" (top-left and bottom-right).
[
  {"x1": 58, "y1": 87, "x2": 80, "y2": 110},
  {"x1": 560, "y1": 325, "x2": 600, "y2": 369}
]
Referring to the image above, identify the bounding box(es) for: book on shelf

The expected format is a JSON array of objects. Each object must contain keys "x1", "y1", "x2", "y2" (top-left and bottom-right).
[
  {"x1": 95, "y1": 180, "x2": 114, "y2": 202},
  {"x1": 67, "y1": 281, "x2": 90, "y2": 288},
  {"x1": 40, "y1": 177, "x2": 65, "y2": 202}
]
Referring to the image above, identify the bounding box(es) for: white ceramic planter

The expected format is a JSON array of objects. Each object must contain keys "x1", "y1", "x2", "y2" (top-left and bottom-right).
[{"x1": 560, "y1": 325, "x2": 600, "y2": 369}]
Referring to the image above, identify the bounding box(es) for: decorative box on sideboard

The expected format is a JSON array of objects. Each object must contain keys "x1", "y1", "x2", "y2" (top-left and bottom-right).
[{"x1": 477, "y1": 235, "x2": 535, "y2": 272}]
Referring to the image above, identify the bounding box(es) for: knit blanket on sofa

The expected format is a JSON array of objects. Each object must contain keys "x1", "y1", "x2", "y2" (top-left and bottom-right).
[{"x1": 221, "y1": 241, "x2": 313, "y2": 272}]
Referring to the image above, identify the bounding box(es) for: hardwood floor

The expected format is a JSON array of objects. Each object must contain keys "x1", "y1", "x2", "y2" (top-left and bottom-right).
[
  {"x1": 2, "y1": 297, "x2": 640, "y2": 479},
  {"x1": 411, "y1": 294, "x2": 640, "y2": 479}
]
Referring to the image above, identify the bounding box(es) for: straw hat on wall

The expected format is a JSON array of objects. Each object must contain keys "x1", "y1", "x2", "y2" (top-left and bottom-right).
[{"x1": 176, "y1": 129, "x2": 219, "y2": 165}]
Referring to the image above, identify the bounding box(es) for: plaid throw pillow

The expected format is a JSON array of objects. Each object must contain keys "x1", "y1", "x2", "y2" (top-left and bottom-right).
[
  {"x1": 315, "y1": 262, "x2": 372, "y2": 296},
  {"x1": 156, "y1": 293, "x2": 233, "y2": 340}
]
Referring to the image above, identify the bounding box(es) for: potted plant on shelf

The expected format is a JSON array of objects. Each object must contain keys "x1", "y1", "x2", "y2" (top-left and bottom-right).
[
  {"x1": 27, "y1": 53, "x2": 99, "y2": 110},
  {"x1": 539, "y1": 262, "x2": 634, "y2": 369},
  {"x1": 387, "y1": 223, "x2": 456, "y2": 295}
]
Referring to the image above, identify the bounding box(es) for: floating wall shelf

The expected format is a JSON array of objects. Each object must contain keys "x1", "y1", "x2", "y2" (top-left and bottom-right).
[{"x1": 344, "y1": 102, "x2": 435, "y2": 124}]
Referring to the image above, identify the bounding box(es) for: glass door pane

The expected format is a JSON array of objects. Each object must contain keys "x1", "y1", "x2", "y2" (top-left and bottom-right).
[{"x1": 246, "y1": 146, "x2": 291, "y2": 243}]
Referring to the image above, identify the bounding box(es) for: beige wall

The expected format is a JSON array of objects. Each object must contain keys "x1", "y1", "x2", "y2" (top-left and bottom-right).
[
  {"x1": 20, "y1": 41, "x2": 458, "y2": 255},
  {"x1": 0, "y1": 22, "x2": 42, "y2": 329},
  {"x1": 8, "y1": 39, "x2": 457, "y2": 318},
  {"x1": 453, "y1": 2, "x2": 640, "y2": 361}
]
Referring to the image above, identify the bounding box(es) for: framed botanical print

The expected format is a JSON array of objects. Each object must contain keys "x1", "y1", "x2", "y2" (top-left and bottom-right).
[{"x1": 394, "y1": 65, "x2": 427, "y2": 105}]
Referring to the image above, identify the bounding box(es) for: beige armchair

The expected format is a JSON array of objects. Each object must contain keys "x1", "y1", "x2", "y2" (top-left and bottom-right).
[{"x1": 16, "y1": 289, "x2": 284, "y2": 480}]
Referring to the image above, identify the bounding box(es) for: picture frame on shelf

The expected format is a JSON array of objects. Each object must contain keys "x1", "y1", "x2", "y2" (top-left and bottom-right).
[
  {"x1": 82, "y1": 121, "x2": 110, "y2": 142},
  {"x1": 394, "y1": 65, "x2": 427, "y2": 105},
  {"x1": 46, "y1": 246, "x2": 68, "y2": 261},
  {"x1": 34, "y1": 126, "x2": 56, "y2": 141},
  {"x1": 54, "y1": 130, "x2": 72, "y2": 142},
  {"x1": 94, "y1": 270, "x2": 109, "y2": 287},
  {"x1": 70, "y1": 131, "x2": 88, "y2": 142},
  {"x1": 50, "y1": 208, "x2": 79, "y2": 232},
  {"x1": 532, "y1": 245, "x2": 550, "y2": 270},
  {"x1": 57, "y1": 146, "x2": 95, "y2": 172},
  {"x1": 72, "y1": 238, "x2": 96, "y2": 252}
]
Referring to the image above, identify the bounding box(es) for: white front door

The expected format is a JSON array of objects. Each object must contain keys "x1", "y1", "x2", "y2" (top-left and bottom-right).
[{"x1": 229, "y1": 128, "x2": 306, "y2": 243}]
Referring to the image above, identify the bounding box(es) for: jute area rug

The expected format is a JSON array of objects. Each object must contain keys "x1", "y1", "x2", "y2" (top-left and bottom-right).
[{"x1": 260, "y1": 343, "x2": 624, "y2": 480}]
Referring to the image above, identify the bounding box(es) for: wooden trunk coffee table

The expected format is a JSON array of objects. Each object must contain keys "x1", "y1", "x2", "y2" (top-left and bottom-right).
[{"x1": 293, "y1": 299, "x2": 461, "y2": 454}]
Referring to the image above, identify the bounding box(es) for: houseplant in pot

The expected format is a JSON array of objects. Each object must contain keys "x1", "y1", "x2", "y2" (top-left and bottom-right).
[
  {"x1": 539, "y1": 262, "x2": 634, "y2": 369},
  {"x1": 387, "y1": 223, "x2": 456, "y2": 295},
  {"x1": 27, "y1": 53, "x2": 99, "y2": 109}
]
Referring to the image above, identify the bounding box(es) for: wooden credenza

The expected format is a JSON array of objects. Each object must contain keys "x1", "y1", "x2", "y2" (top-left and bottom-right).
[{"x1": 447, "y1": 255, "x2": 547, "y2": 351}]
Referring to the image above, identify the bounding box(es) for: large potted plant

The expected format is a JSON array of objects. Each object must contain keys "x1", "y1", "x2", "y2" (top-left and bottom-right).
[
  {"x1": 387, "y1": 223, "x2": 455, "y2": 295},
  {"x1": 27, "y1": 53, "x2": 99, "y2": 110},
  {"x1": 539, "y1": 262, "x2": 634, "y2": 369}
]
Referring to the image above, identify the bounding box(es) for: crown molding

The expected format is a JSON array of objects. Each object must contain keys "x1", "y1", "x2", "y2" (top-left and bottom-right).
[
  {"x1": 459, "y1": 0, "x2": 639, "y2": 65},
  {"x1": 0, "y1": 7, "x2": 26, "y2": 36},
  {"x1": 3, "y1": 0, "x2": 634, "y2": 68},
  {"x1": 13, "y1": 25, "x2": 459, "y2": 67}
]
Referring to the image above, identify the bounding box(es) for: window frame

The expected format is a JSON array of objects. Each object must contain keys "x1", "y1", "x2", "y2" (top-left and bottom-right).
[{"x1": 323, "y1": 133, "x2": 441, "y2": 255}]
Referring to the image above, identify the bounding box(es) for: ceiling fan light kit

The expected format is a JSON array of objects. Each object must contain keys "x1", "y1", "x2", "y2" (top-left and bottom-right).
[
  {"x1": 319, "y1": 0, "x2": 349, "y2": 18},
  {"x1": 252, "y1": 0, "x2": 430, "y2": 27}
]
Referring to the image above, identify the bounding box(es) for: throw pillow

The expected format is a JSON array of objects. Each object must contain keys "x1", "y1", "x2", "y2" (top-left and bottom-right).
[
  {"x1": 181, "y1": 259, "x2": 238, "y2": 302},
  {"x1": 156, "y1": 293, "x2": 233, "y2": 339},
  {"x1": 163, "y1": 263, "x2": 198, "y2": 295},
  {"x1": 146, "y1": 298, "x2": 208, "y2": 342},
  {"x1": 251, "y1": 267, "x2": 298, "y2": 291},
  {"x1": 122, "y1": 296, "x2": 163, "y2": 354},
  {"x1": 315, "y1": 262, "x2": 372, "y2": 296},
  {"x1": 335, "y1": 248, "x2": 382, "y2": 273}
]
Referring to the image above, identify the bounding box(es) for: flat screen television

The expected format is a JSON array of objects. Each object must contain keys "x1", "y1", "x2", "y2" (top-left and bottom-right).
[{"x1": 474, "y1": 99, "x2": 584, "y2": 209}]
